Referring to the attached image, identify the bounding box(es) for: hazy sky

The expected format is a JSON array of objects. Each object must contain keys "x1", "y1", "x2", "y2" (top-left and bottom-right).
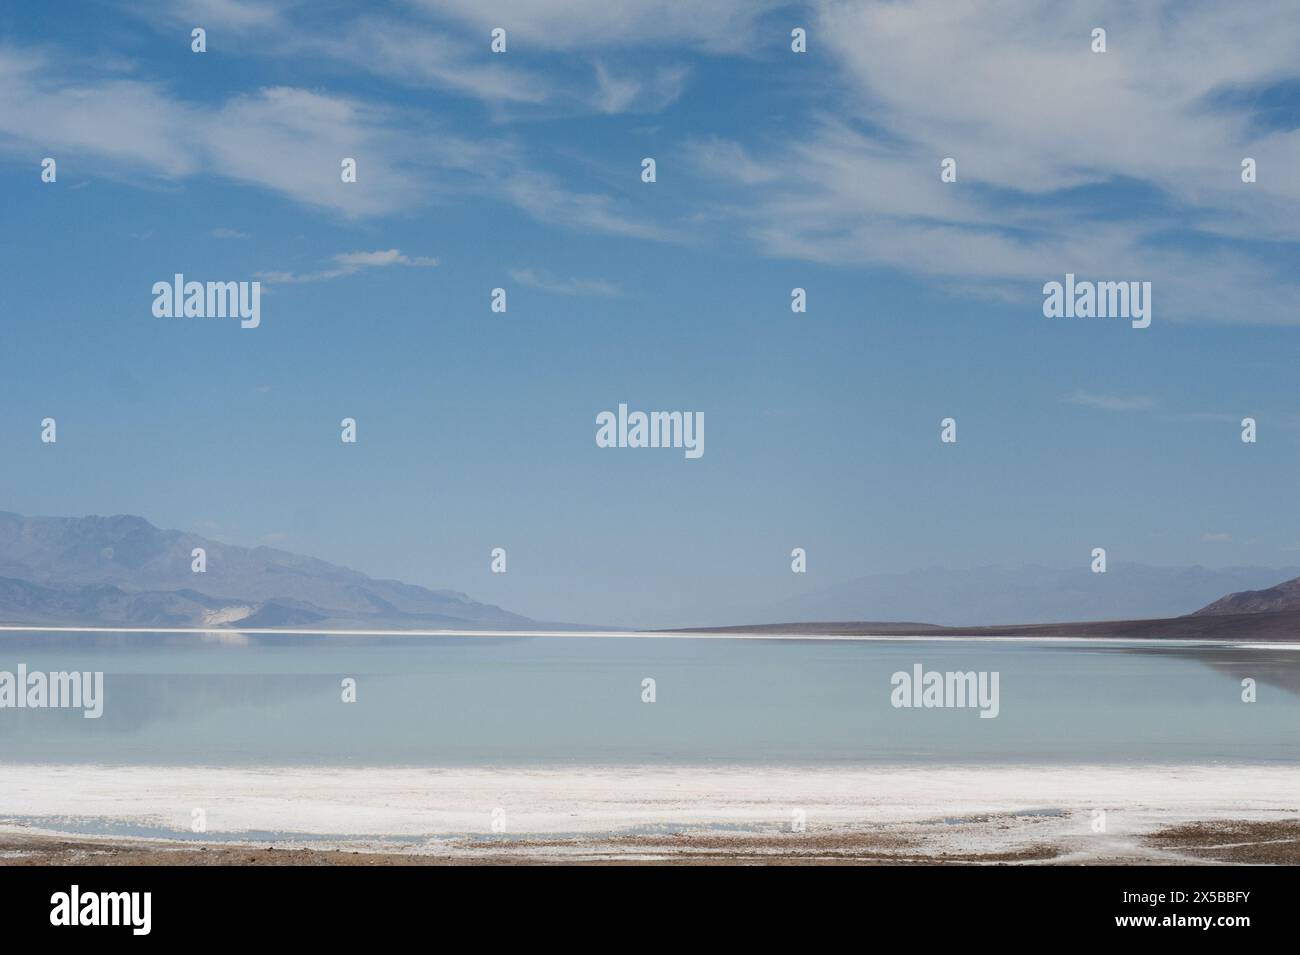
[{"x1": 2, "y1": 1, "x2": 1299, "y2": 628}]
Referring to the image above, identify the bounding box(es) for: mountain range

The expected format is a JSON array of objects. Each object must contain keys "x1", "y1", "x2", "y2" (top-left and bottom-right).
[
  {"x1": 750, "y1": 563, "x2": 1300, "y2": 627},
  {"x1": 686, "y1": 576, "x2": 1300, "y2": 641},
  {"x1": 4, "y1": 511, "x2": 1300, "y2": 636},
  {"x1": 0, "y1": 512, "x2": 535, "y2": 630},
  {"x1": 1194, "y1": 577, "x2": 1300, "y2": 616}
]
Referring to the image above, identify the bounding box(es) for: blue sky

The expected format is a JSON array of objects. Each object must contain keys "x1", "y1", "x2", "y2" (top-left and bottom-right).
[{"x1": 1, "y1": 0, "x2": 1299, "y2": 628}]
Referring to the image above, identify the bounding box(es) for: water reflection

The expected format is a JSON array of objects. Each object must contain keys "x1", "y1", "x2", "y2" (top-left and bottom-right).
[
  {"x1": 1118, "y1": 642, "x2": 1300, "y2": 697},
  {"x1": 1, "y1": 633, "x2": 1297, "y2": 767}
]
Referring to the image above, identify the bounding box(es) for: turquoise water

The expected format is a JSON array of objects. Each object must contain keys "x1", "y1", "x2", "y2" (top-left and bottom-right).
[{"x1": 0, "y1": 633, "x2": 1297, "y2": 766}]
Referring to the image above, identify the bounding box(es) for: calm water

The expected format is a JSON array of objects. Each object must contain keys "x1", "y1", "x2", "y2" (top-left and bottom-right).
[{"x1": 1, "y1": 633, "x2": 1298, "y2": 766}]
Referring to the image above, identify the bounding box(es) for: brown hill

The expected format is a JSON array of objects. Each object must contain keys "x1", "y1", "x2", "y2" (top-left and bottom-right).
[
  {"x1": 1193, "y1": 577, "x2": 1300, "y2": 616},
  {"x1": 677, "y1": 609, "x2": 1300, "y2": 641}
]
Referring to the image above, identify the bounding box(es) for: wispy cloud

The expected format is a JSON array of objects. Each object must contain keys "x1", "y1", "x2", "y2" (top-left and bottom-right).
[
  {"x1": 11, "y1": 0, "x2": 1299, "y2": 322},
  {"x1": 685, "y1": 0, "x2": 1300, "y2": 324},
  {"x1": 211, "y1": 227, "x2": 249, "y2": 239},
  {"x1": 256, "y1": 249, "x2": 439, "y2": 284},
  {"x1": 0, "y1": 54, "x2": 424, "y2": 216},
  {"x1": 592, "y1": 61, "x2": 690, "y2": 114},
  {"x1": 288, "y1": 17, "x2": 555, "y2": 106},
  {"x1": 1062, "y1": 391, "x2": 1157, "y2": 412},
  {"x1": 501, "y1": 170, "x2": 677, "y2": 241},
  {"x1": 0, "y1": 50, "x2": 199, "y2": 178},
  {"x1": 1201, "y1": 532, "x2": 1233, "y2": 543},
  {"x1": 167, "y1": 0, "x2": 287, "y2": 29},
  {"x1": 136, "y1": 0, "x2": 751, "y2": 113},
  {"x1": 0, "y1": 45, "x2": 672, "y2": 232},
  {"x1": 509, "y1": 267, "x2": 620, "y2": 297},
  {"x1": 406, "y1": 0, "x2": 780, "y2": 54},
  {"x1": 686, "y1": 136, "x2": 779, "y2": 186}
]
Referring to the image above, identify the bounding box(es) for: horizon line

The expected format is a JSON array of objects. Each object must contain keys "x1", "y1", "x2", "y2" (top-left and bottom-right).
[{"x1": 0, "y1": 625, "x2": 1290, "y2": 648}]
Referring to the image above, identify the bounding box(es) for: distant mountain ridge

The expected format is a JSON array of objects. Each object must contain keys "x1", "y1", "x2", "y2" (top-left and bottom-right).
[
  {"x1": 687, "y1": 569, "x2": 1300, "y2": 642},
  {"x1": 0, "y1": 512, "x2": 535, "y2": 630},
  {"x1": 1193, "y1": 577, "x2": 1300, "y2": 616},
  {"x1": 755, "y1": 563, "x2": 1300, "y2": 627}
]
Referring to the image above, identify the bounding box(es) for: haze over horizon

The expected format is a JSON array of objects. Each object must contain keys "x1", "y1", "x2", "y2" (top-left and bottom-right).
[
  {"x1": 3, "y1": 1, "x2": 1299, "y2": 627},
  {"x1": 1, "y1": 509, "x2": 1297, "y2": 630}
]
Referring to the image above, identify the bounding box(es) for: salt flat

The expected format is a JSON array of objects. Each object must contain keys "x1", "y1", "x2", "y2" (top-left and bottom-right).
[{"x1": 2, "y1": 763, "x2": 1295, "y2": 841}]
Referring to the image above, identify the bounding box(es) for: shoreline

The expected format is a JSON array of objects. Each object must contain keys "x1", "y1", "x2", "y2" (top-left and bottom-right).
[
  {"x1": 4, "y1": 818, "x2": 1298, "y2": 865},
  {"x1": 1, "y1": 624, "x2": 1297, "y2": 649},
  {"x1": 2, "y1": 763, "x2": 1297, "y2": 864}
]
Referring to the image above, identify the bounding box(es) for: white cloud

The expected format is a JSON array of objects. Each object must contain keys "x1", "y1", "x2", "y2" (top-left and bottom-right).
[
  {"x1": 334, "y1": 249, "x2": 439, "y2": 268},
  {"x1": 501, "y1": 170, "x2": 677, "y2": 241},
  {"x1": 686, "y1": 136, "x2": 779, "y2": 186},
  {"x1": 408, "y1": 0, "x2": 780, "y2": 53},
  {"x1": 0, "y1": 53, "x2": 422, "y2": 215},
  {"x1": 167, "y1": 0, "x2": 287, "y2": 29},
  {"x1": 509, "y1": 268, "x2": 620, "y2": 297},
  {"x1": 687, "y1": 1, "x2": 1300, "y2": 323},
  {"x1": 1063, "y1": 391, "x2": 1157, "y2": 412},
  {"x1": 211, "y1": 227, "x2": 249, "y2": 239},
  {"x1": 257, "y1": 249, "x2": 439, "y2": 284},
  {"x1": 814, "y1": 0, "x2": 1300, "y2": 212},
  {"x1": 290, "y1": 17, "x2": 554, "y2": 105},
  {"x1": 200, "y1": 86, "x2": 429, "y2": 217},
  {"x1": 0, "y1": 47, "x2": 668, "y2": 232},
  {"x1": 0, "y1": 50, "x2": 198, "y2": 177},
  {"x1": 289, "y1": 15, "x2": 701, "y2": 114},
  {"x1": 592, "y1": 62, "x2": 690, "y2": 114},
  {"x1": 133, "y1": 1, "x2": 716, "y2": 113},
  {"x1": 21, "y1": 0, "x2": 1298, "y2": 307},
  {"x1": 1200, "y1": 533, "x2": 1233, "y2": 543}
]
